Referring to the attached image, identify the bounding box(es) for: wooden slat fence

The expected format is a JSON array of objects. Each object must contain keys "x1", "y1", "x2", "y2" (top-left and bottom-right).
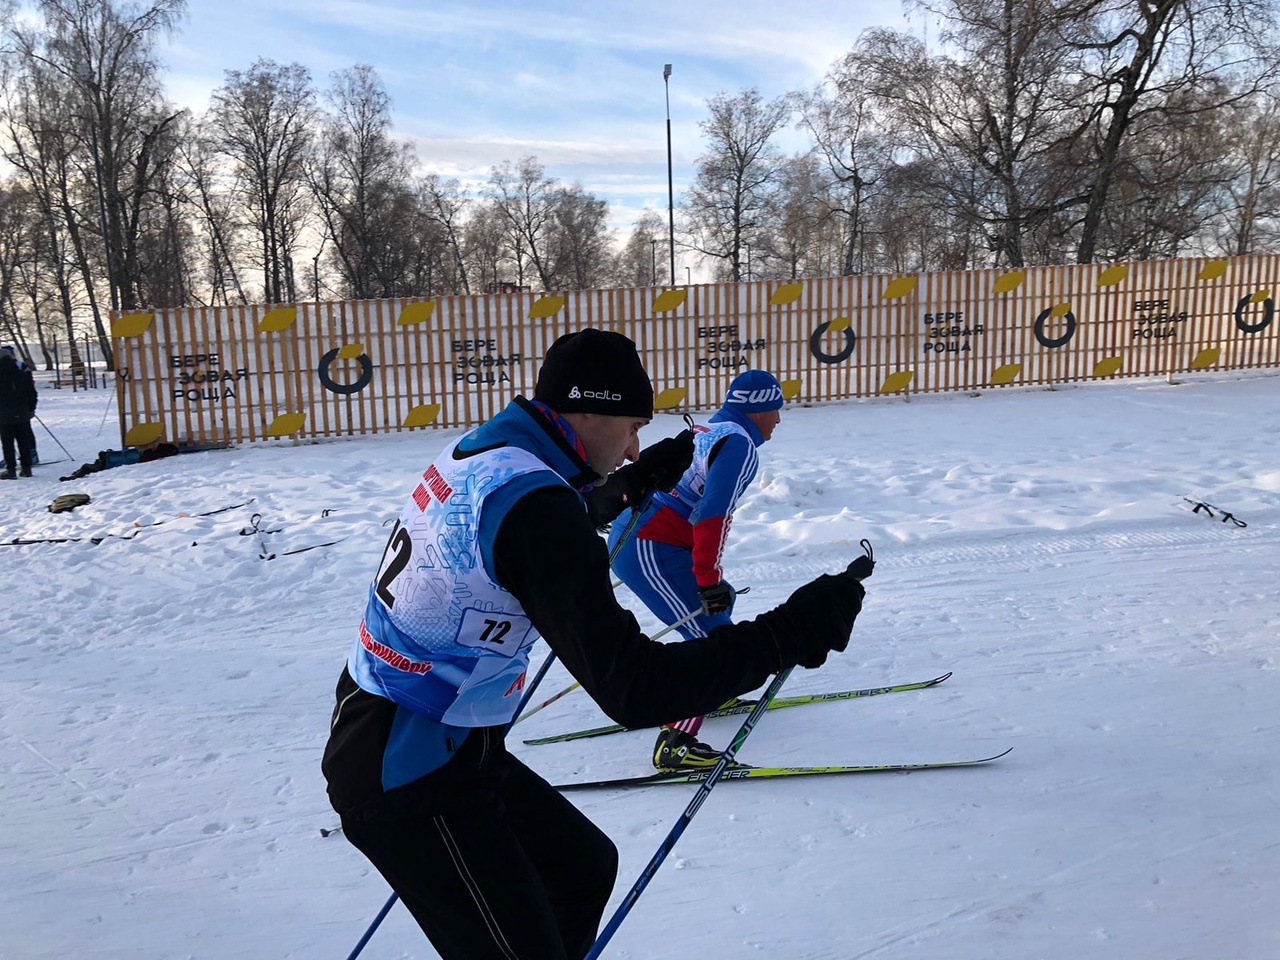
[{"x1": 110, "y1": 254, "x2": 1280, "y2": 447}]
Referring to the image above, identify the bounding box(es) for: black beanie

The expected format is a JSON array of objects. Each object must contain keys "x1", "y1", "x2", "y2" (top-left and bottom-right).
[{"x1": 533, "y1": 329, "x2": 654, "y2": 419}]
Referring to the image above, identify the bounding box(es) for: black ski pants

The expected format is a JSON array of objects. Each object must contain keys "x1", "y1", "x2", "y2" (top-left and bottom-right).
[
  {"x1": 0, "y1": 419, "x2": 35, "y2": 473},
  {"x1": 341, "y1": 729, "x2": 618, "y2": 960}
]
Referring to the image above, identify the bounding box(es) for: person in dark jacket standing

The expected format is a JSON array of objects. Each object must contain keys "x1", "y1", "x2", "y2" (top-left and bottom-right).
[
  {"x1": 5, "y1": 346, "x2": 39, "y2": 463},
  {"x1": 0, "y1": 346, "x2": 37, "y2": 479},
  {"x1": 322, "y1": 329, "x2": 872, "y2": 960}
]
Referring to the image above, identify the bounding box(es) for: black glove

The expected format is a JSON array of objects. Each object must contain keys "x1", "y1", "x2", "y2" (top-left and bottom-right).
[
  {"x1": 758, "y1": 541, "x2": 874, "y2": 669},
  {"x1": 846, "y1": 539, "x2": 875, "y2": 581},
  {"x1": 698, "y1": 579, "x2": 736, "y2": 614},
  {"x1": 624, "y1": 429, "x2": 694, "y2": 502},
  {"x1": 583, "y1": 430, "x2": 695, "y2": 528}
]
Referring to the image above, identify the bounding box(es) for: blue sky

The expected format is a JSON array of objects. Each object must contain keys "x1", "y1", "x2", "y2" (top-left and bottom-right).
[{"x1": 159, "y1": 0, "x2": 909, "y2": 232}]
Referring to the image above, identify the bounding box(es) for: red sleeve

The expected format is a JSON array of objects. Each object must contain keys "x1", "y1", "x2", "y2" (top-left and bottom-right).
[{"x1": 691, "y1": 515, "x2": 729, "y2": 586}]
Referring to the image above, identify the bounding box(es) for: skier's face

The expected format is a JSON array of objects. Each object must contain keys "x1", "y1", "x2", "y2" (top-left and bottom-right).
[
  {"x1": 569, "y1": 413, "x2": 648, "y2": 476},
  {"x1": 748, "y1": 407, "x2": 781, "y2": 442}
]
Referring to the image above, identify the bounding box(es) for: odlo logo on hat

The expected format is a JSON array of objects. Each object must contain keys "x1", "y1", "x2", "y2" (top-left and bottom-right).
[{"x1": 570, "y1": 385, "x2": 623, "y2": 402}]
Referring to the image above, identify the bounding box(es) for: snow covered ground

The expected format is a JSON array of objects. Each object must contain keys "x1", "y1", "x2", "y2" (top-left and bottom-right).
[{"x1": 1, "y1": 370, "x2": 1277, "y2": 960}]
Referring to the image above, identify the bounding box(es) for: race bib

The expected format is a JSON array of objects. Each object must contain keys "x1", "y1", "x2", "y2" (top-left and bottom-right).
[{"x1": 453, "y1": 606, "x2": 536, "y2": 658}]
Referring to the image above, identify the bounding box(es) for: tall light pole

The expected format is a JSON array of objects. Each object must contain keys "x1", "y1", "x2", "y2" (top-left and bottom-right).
[
  {"x1": 664, "y1": 63, "x2": 676, "y2": 286},
  {"x1": 650, "y1": 238, "x2": 657, "y2": 284}
]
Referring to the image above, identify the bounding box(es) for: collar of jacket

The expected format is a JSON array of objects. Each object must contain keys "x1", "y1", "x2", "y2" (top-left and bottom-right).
[
  {"x1": 455, "y1": 396, "x2": 601, "y2": 490},
  {"x1": 708, "y1": 403, "x2": 765, "y2": 447}
]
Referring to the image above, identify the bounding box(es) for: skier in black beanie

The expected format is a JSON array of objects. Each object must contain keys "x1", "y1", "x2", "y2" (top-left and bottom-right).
[{"x1": 323, "y1": 327, "x2": 873, "y2": 959}]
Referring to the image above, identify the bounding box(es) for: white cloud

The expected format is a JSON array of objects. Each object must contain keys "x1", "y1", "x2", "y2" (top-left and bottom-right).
[{"x1": 153, "y1": 0, "x2": 908, "y2": 226}]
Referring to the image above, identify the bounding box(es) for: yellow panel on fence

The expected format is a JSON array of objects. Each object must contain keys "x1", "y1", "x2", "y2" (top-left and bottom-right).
[
  {"x1": 124, "y1": 422, "x2": 165, "y2": 447},
  {"x1": 1092, "y1": 356, "x2": 1124, "y2": 378},
  {"x1": 880, "y1": 371, "x2": 915, "y2": 394},
  {"x1": 993, "y1": 271, "x2": 1025, "y2": 294},
  {"x1": 1050, "y1": 302, "x2": 1073, "y2": 318},
  {"x1": 654, "y1": 387, "x2": 688, "y2": 410},
  {"x1": 827, "y1": 316, "x2": 852, "y2": 332},
  {"x1": 1097, "y1": 265, "x2": 1129, "y2": 287},
  {"x1": 403, "y1": 404, "x2": 442, "y2": 427},
  {"x1": 1198, "y1": 260, "x2": 1228, "y2": 281},
  {"x1": 397, "y1": 301, "x2": 435, "y2": 325},
  {"x1": 265, "y1": 413, "x2": 307, "y2": 437},
  {"x1": 1189, "y1": 348, "x2": 1221, "y2": 370},
  {"x1": 111, "y1": 312, "x2": 154, "y2": 338},
  {"x1": 882, "y1": 276, "x2": 917, "y2": 300},
  {"x1": 337, "y1": 343, "x2": 364, "y2": 360},
  {"x1": 989, "y1": 363, "x2": 1022, "y2": 386},
  {"x1": 257, "y1": 307, "x2": 297, "y2": 333},
  {"x1": 652, "y1": 289, "x2": 688, "y2": 313},
  {"x1": 529, "y1": 296, "x2": 567, "y2": 319},
  {"x1": 780, "y1": 378, "x2": 802, "y2": 400},
  {"x1": 1250, "y1": 289, "x2": 1271, "y2": 303},
  {"x1": 768, "y1": 283, "x2": 804, "y2": 307}
]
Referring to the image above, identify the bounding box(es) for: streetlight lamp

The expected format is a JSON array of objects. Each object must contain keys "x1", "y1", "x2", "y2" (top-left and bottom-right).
[{"x1": 664, "y1": 63, "x2": 675, "y2": 286}]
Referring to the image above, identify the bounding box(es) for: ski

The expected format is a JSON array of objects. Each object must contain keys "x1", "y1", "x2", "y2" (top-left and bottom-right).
[
  {"x1": 523, "y1": 672, "x2": 952, "y2": 746},
  {"x1": 555, "y1": 747, "x2": 1011, "y2": 791}
]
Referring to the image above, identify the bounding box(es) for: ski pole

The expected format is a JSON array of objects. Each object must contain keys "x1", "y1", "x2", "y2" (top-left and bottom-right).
[
  {"x1": 514, "y1": 678, "x2": 583, "y2": 725},
  {"x1": 344, "y1": 497, "x2": 659, "y2": 959},
  {"x1": 33, "y1": 412, "x2": 75, "y2": 461},
  {"x1": 343, "y1": 892, "x2": 398, "y2": 960},
  {"x1": 584, "y1": 665, "x2": 795, "y2": 959},
  {"x1": 584, "y1": 540, "x2": 869, "y2": 959}
]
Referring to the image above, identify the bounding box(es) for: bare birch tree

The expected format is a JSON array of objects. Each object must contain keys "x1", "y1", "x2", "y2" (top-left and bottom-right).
[
  {"x1": 796, "y1": 69, "x2": 895, "y2": 275},
  {"x1": 486, "y1": 156, "x2": 556, "y2": 289},
  {"x1": 310, "y1": 64, "x2": 419, "y2": 299},
  {"x1": 615, "y1": 210, "x2": 666, "y2": 287},
  {"x1": 685, "y1": 89, "x2": 791, "y2": 281},
  {"x1": 1213, "y1": 88, "x2": 1280, "y2": 254},
  {"x1": 1059, "y1": 0, "x2": 1280, "y2": 262},
  {"x1": 209, "y1": 58, "x2": 317, "y2": 303}
]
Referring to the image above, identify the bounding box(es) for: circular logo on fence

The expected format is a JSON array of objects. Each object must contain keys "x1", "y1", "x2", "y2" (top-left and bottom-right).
[
  {"x1": 318, "y1": 348, "x2": 374, "y2": 395},
  {"x1": 1234, "y1": 295, "x2": 1274, "y2": 334},
  {"x1": 809, "y1": 321, "x2": 857, "y2": 365},
  {"x1": 1033, "y1": 308, "x2": 1077, "y2": 349}
]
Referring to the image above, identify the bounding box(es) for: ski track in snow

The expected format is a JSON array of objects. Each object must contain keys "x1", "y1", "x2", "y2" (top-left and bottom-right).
[{"x1": 1, "y1": 372, "x2": 1278, "y2": 959}]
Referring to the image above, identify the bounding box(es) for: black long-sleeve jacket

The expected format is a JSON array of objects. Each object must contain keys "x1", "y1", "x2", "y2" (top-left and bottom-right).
[{"x1": 0, "y1": 356, "x2": 36, "y2": 425}]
